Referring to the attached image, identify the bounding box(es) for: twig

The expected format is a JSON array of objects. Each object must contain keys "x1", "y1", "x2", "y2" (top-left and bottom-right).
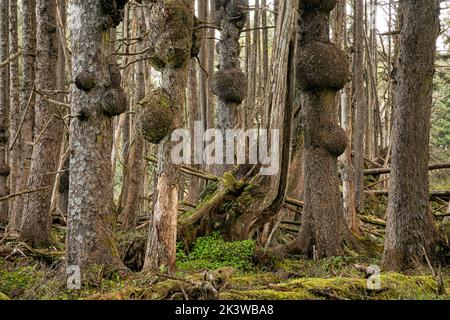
[
  {"x1": 10, "y1": 85, "x2": 35, "y2": 151},
  {"x1": 0, "y1": 186, "x2": 52, "y2": 202},
  {"x1": 0, "y1": 51, "x2": 22, "y2": 68}
]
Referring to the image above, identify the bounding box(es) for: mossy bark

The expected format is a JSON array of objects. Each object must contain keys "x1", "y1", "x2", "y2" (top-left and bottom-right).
[
  {"x1": 213, "y1": 0, "x2": 247, "y2": 176},
  {"x1": 287, "y1": 0, "x2": 353, "y2": 258},
  {"x1": 142, "y1": 0, "x2": 194, "y2": 273}
]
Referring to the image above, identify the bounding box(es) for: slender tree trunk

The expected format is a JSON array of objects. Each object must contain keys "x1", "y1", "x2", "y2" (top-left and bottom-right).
[
  {"x1": 352, "y1": 0, "x2": 366, "y2": 209},
  {"x1": 382, "y1": 0, "x2": 442, "y2": 272},
  {"x1": 186, "y1": 60, "x2": 202, "y2": 203},
  {"x1": 55, "y1": 0, "x2": 68, "y2": 217},
  {"x1": 122, "y1": 9, "x2": 146, "y2": 232},
  {"x1": 207, "y1": 0, "x2": 216, "y2": 129},
  {"x1": 0, "y1": 0, "x2": 9, "y2": 225},
  {"x1": 261, "y1": 0, "x2": 269, "y2": 87},
  {"x1": 8, "y1": 0, "x2": 19, "y2": 221},
  {"x1": 10, "y1": 0, "x2": 36, "y2": 231},
  {"x1": 20, "y1": 0, "x2": 63, "y2": 246},
  {"x1": 66, "y1": 0, "x2": 127, "y2": 272},
  {"x1": 334, "y1": 0, "x2": 360, "y2": 234},
  {"x1": 143, "y1": 0, "x2": 194, "y2": 273},
  {"x1": 198, "y1": 0, "x2": 208, "y2": 131}
]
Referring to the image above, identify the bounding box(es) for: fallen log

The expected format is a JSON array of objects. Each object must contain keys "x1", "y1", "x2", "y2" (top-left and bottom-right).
[
  {"x1": 357, "y1": 214, "x2": 386, "y2": 227},
  {"x1": 365, "y1": 190, "x2": 450, "y2": 199},
  {"x1": 363, "y1": 162, "x2": 450, "y2": 176}
]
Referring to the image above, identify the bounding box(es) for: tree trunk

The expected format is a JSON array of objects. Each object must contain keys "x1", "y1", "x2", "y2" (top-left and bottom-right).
[
  {"x1": 207, "y1": 0, "x2": 216, "y2": 130},
  {"x1": 382, "y1": 0, "x2": 442, "y2": 272},
  {"x1": 0, "y1": 0, "x2": 9, "y2": 225},
  {"x1": 8, "y1": 0, "x2": 19, "y2": 221},
  {"x1": 143, "y1": 0, "x2": 194, "y2": 273},
  {"x1": 55, "y1": 0, "x2": 68, "y2": 217},
  {"x1": 288, "y1": 1, "x2": 352, "y2": 258},
  {"x1": 352, "y1": 0, "x2": 366, "y2": 209},
  {"x1": 20, "y1": 0, "x2": 63, "y2": 247},
  {"x1": 213, "y1": 0, "x2": 247, "y2": 176},
  {"x1": 334, "y1": 0, "x2": 360, "y2": 234},
  {"x1": 66, "y1": 0, "x2": 127, "y2": 273},
  {"x1": 186, "y1": 60, "x2": 202, "y2": 203},
  {"x1": 10, "y1": 0, "x2": 36, "y2": 231},
  {"x1": 122, "y1": 9, "x2": 146, "y2": 232}
]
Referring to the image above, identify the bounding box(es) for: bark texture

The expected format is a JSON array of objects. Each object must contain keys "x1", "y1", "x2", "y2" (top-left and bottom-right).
[
  {"x1": 20, "y1": 0, "x2": 63, "y2": 246},
  {"x1": 66, "y1": 0, "x2": 127, "y2": 273},
  {"x1": 382, "y1": 0, "x2": 442, "y2": 272},
  {"x1": 142, "y1": 0, "x2": 194, "y2": 273},
  {"x1": 8, "y1": 0, "x2": 19, "y2": 220},
  {"x1": 212, "y1": 0, "x2": 248, "y2": 176},
  {"x1": 0, "y1": 0, "x2": 9, "y2": 224},
  {"x1": 288, "y1": 0, "x2": 351, "y2": 258},
  {"x1": 11, "y1": 0, "x2": 36, "y2": 231},
  {"x1": 122, "y1": 10, "x2": 146, "y2": 232},
  {"x1": 352, "y1": 0, "x2": 366, "y2": 209}
]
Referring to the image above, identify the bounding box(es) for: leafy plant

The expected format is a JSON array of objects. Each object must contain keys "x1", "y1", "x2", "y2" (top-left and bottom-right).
[{"x1": 177, "y1": 232, "x2": 256, "y2": 271}]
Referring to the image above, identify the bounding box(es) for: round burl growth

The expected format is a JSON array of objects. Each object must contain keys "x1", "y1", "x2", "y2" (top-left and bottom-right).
[
  {"x1": 109, "y1": 63, "x2": 122, "y2": 88},
  {"x1": 101, "y1": 88, "x2": 127, "y2": 116},
  {"x1": 315, "y1": 123, "x2": 348, "y2": 157},
  {"x1": 75, "y1": 71, "x2": 95, "y2": 92},
  {"x1": 212, "y1": 68, "x2": 247, "y2": 104},
  {"x1": 297, "y1": 41, "x2": 349, "y2": 91},
  {"x1": 136, "y1": 89, "x2": 175, "y2": 144},
  {"x1": 299, "y1": 0, "x2": 337, "y2": 13}
]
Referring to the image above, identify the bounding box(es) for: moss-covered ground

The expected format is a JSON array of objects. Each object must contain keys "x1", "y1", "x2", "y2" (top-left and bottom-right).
[
  {"x1": 1, "y1": 227, "x2": 449, "y2": 300},
  {"x1": 0, "y1": 194, "x2": 449, "y2": 300}
]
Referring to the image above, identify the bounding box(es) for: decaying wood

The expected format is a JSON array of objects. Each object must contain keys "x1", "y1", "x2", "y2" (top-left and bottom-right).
[{"x1": 364, "y1": 162, "x2": 450, "y2": 176}]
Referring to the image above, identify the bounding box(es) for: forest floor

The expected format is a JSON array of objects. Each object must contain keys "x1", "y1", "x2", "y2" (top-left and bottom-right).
[{"x1": 1, "y1": 196, "x2": 450, "y2": 300}]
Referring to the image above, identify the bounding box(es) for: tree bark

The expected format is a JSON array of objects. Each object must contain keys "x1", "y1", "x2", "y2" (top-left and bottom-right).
[
  {"x1": 8, "y1": 0, "x2": 19, "y2": 220},
  {"x1": 382, "y1": 0, "x2": 442, "y2": 272},
  {"x1": 20, "y1": 0, "x2": 63, "y2": 247},
  {"x1": 186, "y1": 60, "x2": 202, "y2": 203},
  {"x1": 122, "y1": 9, "x2": 146, "y2": 232},
  {"x1": 143, "y1": 0, "x2": 194, "y2": 273},
  {"x1": 0, "y1": 0, "x2": 9, "y2": 224},
  {"x1": 334, "y1": 0, "x2": 360, "y2": 234},
  {"x1": 66, "y1": 0, "x2": 127, "y2": 272},
  {"x1": 288, "y1": 0, "x2": 352, "y2": 258},
  {"x1": 213, "y1": 0, "x2": 247, "y2": 176},
  {"x1": 10, "y1": 0, "x2": 36, "y2": 231},
  {"x1": 352, "y1": 0, "x2": 366, "y2": 209}
]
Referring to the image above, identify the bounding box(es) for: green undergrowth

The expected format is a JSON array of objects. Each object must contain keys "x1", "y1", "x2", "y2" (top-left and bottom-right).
[
  {"x1": 176, "y1": 232, "x2": 256, "y2": 271},
  {"x1": 1, "y1": 253, "x2": 450, "y2": 300}
]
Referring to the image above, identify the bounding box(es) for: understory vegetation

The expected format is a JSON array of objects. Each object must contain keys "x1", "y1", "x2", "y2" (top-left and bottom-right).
[{"x1": 1, "y1": 195, "x2": 449, "y2": 300}]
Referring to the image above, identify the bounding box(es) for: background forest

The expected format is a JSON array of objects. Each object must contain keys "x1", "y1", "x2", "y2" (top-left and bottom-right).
[{"x1": 0, "y1": 0, "x2": 450, "y2": 300}]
